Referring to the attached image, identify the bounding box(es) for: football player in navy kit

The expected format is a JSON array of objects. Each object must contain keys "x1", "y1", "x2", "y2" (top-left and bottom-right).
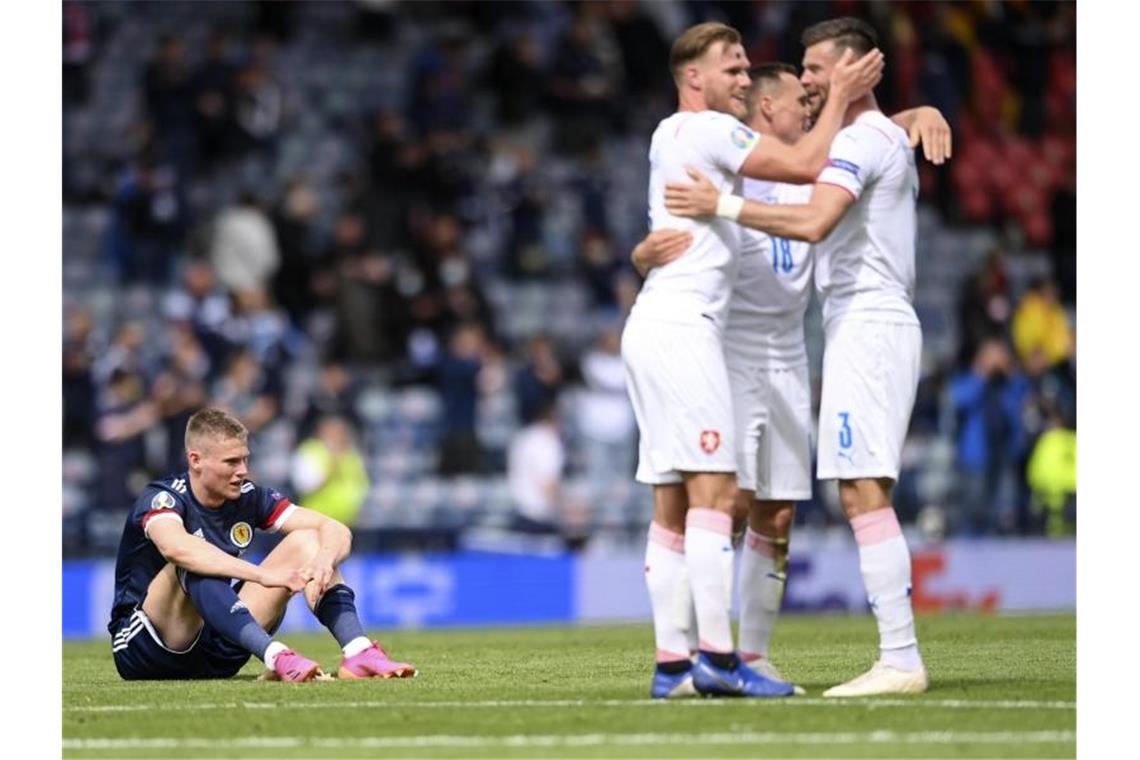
[{"x1": 109, "y1": 407, "x2": 416, "y2": 681}]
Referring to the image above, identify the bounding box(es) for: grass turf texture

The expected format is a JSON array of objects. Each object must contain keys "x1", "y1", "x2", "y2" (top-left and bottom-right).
[{"x1": 64, "y1": 613, "x2": 1074, "y2": 759}]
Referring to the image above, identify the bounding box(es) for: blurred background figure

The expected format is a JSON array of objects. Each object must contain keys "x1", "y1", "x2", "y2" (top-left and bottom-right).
[
  {"x1": 290, "y1": 415, "x2": 371, "y2": 529},
  {"x1": 507, "y1": 401, "x2": 566, "y2": 539},
  {"x1": 575, "y1": 325, "x2": 636, "y2": 483}
]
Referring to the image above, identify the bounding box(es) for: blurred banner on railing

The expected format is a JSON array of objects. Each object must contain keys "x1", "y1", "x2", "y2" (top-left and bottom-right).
[{"x1": 63, "y1": 538, "x2": 1074, "y2": 639}]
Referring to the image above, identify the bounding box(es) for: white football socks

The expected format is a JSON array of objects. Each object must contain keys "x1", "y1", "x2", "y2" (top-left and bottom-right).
[
  {"x1": 644, "y1": 522, "x2": 692, "y2": 662},
  {"x1": 685, "y1": 508, "x2": 736, "y2": 654},
  {"x1": 263, "y1": 640, "x2": 288, "y2": 670},
  {"x1": 343, "y1": 636, "x2": 372, "y2": 657},
  {"x1": 738, "y1": 528, "x2": 784, "y2": 661},
  {"x1": 852, "y1": 508, "x2": 923, "y2": 672}
]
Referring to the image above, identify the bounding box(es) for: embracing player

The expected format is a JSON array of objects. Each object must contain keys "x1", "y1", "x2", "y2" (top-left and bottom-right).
[
  {"x1": 639, "y1": 60, "x2": 948, "y2": 689},
  {"x1": 624, "y1": 21, "x2": 883, "y2": 699},
  {"x1": 665, "y1": 17, "x2": 941, "y2": 697},
  {"x1": 109, "y1": 407, "x2": 416, "y2": 681}
]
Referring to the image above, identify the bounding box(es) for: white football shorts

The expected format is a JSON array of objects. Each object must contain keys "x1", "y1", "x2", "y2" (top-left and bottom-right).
[
  {"x1": 726, "y1": 354, "x2": 813, "y2": 499},
  {"x1": 621, "y1": 315, "x2": 736, "y2": 484},
  {"x1": 817, "y1": 318, "x2": 922, "y2": 481}
]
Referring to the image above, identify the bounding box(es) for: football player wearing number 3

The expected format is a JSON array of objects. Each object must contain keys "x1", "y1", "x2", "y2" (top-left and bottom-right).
[{"x1": 656, "y1": 18, "x2": 948, "y2": 697}]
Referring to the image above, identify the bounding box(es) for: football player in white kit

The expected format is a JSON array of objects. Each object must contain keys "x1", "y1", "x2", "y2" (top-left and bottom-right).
[
  {"x1": 625, "y1": 21, "x2": 884, "y2": 699},
  {"x1": 639, "y1": 63, "x2": 949, "y2": 693},
  {"x1": 664, "y1": 17, "x2": 940, "y2": 698}
]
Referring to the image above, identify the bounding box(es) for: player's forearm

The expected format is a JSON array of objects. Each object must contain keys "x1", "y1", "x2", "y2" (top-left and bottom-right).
[
  {"x1": 735, "y1": 200, "x2": 829, "y2": 243},
  {"x1": 315, "y1": 518, "x2": 353, "y2": 566},
  {"x1": 785, "y1": 94, "x2": 848, "y2": 182},
  {"x1": 163, "y1": 537, "x2": 265, "y2": 584},
  {"x1": 889, "y1": 107, "x2": 923, "y2": 131}
]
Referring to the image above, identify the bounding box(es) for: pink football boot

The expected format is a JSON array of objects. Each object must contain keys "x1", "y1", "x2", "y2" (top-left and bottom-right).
[
  {"x1": 265, "y1": 649, "x2": 323, "y2": 682},
  {"x1": 338, "y1": 641, "x2": 417, "y2": 679}
]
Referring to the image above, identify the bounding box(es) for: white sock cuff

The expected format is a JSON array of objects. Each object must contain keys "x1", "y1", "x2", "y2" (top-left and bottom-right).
[
  {"x1": 263, "y1": 641, "x2": 288, "y2": 670},
  {"x1": 343, "y1": 636, "x2": 373, "y2": 657}
]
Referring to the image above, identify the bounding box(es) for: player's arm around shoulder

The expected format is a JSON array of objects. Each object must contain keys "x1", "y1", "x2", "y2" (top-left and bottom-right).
[
  {"x1": 147, "y1": 518, "x2": 271, "y2": 586},
  {"x1": 665, "y1": 166, "x2": 853, "y2": 243}
]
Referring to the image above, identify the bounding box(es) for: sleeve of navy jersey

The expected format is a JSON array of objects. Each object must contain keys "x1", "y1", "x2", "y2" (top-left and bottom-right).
[
  {"x1": 250, "y1": 482, "x2": 296, "y2": 533},
  {"x1": 131, "y1": 479, "x2": 190, "y2": 539}
]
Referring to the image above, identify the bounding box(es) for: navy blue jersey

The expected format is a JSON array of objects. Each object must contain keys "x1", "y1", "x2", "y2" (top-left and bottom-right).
[{"x1": 108, "y1": 473, "x2": 295, "y2": 633}]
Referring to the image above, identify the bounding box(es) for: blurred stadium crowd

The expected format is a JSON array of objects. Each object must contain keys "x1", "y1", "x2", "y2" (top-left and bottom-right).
[{"x1": 62, "y1": 0, "x2": 1076, "y2": 556}]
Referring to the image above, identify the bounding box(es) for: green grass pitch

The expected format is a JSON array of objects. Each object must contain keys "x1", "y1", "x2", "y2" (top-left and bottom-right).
[{"x1": 63, "y1": 613, "x2": 1075, "y2": 758}]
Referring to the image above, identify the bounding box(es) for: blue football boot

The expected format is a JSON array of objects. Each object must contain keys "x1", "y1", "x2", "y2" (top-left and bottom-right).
[
  {"x1": 650, "y1": 664, "x2": 699, "y2": 699},
  {"x1": 692, "y1": 653, "x2": 796, "y2": 698}
]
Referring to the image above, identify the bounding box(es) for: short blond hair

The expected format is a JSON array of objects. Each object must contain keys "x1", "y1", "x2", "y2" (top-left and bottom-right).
[
  {"x1": 185, "y1": 407, "x2": 248, "y2": 452},
  {"x1": 669, "y1": 22, "x2": 742, "y2": 84}
]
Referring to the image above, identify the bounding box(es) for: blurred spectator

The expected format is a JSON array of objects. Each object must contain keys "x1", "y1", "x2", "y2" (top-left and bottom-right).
[
  {"x1": 92, "y1": 321, "x2": 154, "y2": 390},
  {"x1": 575, "y1": 326, "x2": 636, "y2": 482},
  {"x1": 301, "y1": 360, "x2": 361, "y2": 438},
  {"x1": 484, "y1": 30, "x2": 546, "y2": 127},
  {"x1": 290, "y1": 415, "x2": 370, "y2": 528},
  {"x1": 210, "y1": 192, "x2": 280, "y2": 297},
  {"x1": 62, "y1": 0, "x2": 96, "y2": 105},
  {"x1": 270, "y1": 177, "x2": 321, "y2": 328},
  {"x1": 63, "y1": 308, "x2": 99, "y2": 449},
  {"x1": 606, "y1": 0, "x2": 671, "y2": 102},
  {"x1": 514, "y1": 335, "x2": 564, "y2": 425},
  {"x1": 328, "y1": 211, "x2": 405, "y2": 365},
  {"x1": 231, "y1": 60, "x2": 284, "y2": 158},
  {"x1": 1026, "y1": 404, "x2": 1076, "y2": 537},
  {"x1": 956, "y1": 250, "x2": 1011, "y2": 368},
  {"x1": 546, "y1": 8, "x2": 621, "y2": 154},
  {"x1": 143, "y1": 35, "x2": 197, "y2": 170},
  {"x1": 151, "y1": 323, "x2": 210, "y2": 474},
  {"x1": 437, "y1": 322, "x2": 487, "y2": 476},
  {"x1": 507, "y1": 401, "x2": 565, "y2": 537},
  {"x1": 211, "y1": 349, "x2": 279, "y2": 439},
  {"x1": 579, "y1": 229, "x2": 626, "y2": 310},
  {"x1": 949, "y1": 339, "x2": 1031, "y2": 535},
  {"x1": 1012, "y1": 277, "x2": 1073, "y2": 371},
  {"x1": 191, "y1": 27, "x2": 236, "y2": 169},
  {"x1": 1049, "y1": 170, "x2": 1076, "y2": 306},
  {"x1": 107, "y1": 145, "x2": 187, "y2": 286},
  {"x1": 94, "y1": 369, "x2": 156, "y2": 511},
  {"x1": 406, "y1": 25, "x2": 472, "y2": 135},
  {"x1": 163, "y1": 259, "x2": 235, "y2": 369}
]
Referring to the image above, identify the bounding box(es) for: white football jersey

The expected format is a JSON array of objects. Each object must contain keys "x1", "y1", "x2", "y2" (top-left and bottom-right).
[
  {"x1": 725, "y1": 178, "x2": 814, "y2": 367},
  {"x1": 813, "y1": 110, "x2": 919, "y2": 327},
  {"x1": 634, "y1": 111, "x2": 760, "y2": 328}
]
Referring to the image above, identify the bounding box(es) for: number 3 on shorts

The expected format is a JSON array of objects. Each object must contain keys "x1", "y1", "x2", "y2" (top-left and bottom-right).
[{"x1": 838, "y1": 412, "x2": 853, "y2": 450}]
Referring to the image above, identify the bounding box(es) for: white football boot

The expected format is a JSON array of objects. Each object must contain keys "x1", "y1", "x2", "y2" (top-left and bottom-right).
[
  {"x1": 751, "y1": 659, "x2": 806, "y2": 696},
  {"x1": 823, "y1": 660, "x2": 929, "y2": 698}
]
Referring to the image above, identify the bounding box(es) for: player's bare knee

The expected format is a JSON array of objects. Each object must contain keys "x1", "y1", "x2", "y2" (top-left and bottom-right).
[
  {"x1": 272, "y1": 528, "x2": 322, "y2": 564},
  {"x1": 839, "y1": 479, "x2": 893, "y2": 520}
]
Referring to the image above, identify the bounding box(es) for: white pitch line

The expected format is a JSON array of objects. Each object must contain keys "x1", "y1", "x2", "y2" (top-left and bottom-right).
[
  {"x1": 65, "y1": 697, "x2": 1076, "y2": 713},
  {"x1": 62, "y1": 730, "x2": 1076, "y2": 751}
]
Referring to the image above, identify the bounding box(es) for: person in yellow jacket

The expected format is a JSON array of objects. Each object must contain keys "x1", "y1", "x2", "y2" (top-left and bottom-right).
[
  {"x1": 1012, "y1": 277, "x2": 1073, "y2": 370},
  {"x1": 1026, "y1": 412, "x2": 1076, "y2": 537},
  {"x1": 290, "y1": 415, "x2": 370, "y2": 527}
]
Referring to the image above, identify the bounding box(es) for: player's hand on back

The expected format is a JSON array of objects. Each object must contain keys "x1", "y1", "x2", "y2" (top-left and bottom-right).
[
  {"x1": 830, "y1": 48, "x2": 884, "y2": 103},
  {"x1": 260, "y1": 566, "x2": 308, "y2": 592},
  {"x1": 631, "y1": 229, "x2": 693, "y2": 274},
  {"x1": 907, "y1": 106, "x2": 952, "y2": 165},
  {"x1": 664, "y1": 167, "x2": 719, "y2": 219}
]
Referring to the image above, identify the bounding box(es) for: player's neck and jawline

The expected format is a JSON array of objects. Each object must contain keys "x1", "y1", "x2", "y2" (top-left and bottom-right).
[
  {"x1": 187, "y1": 474, "x2": 227, "y2": 510},
  {"x1": 841, "y1": 93, "x2": 879, "y2": 128}
]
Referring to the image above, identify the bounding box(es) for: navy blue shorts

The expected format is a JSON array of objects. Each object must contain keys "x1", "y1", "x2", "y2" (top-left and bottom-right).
[{"x1": 110, "y1": 607, "x2": 253, "y2": 680}]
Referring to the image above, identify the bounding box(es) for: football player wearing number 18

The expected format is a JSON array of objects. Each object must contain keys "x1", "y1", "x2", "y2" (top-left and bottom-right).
[
  {"x1": 666, "y1": 17, "x2": 939, "y2": 698},
  {"x1": 623, "y1": 20, "x2": 883, "y2": 700},
  {"x1": 641, "y1": 61, "x2": 947, "y2": 693},
  {"x1": 108, "y1": 407, "x2": 416, "y2": 682}
]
